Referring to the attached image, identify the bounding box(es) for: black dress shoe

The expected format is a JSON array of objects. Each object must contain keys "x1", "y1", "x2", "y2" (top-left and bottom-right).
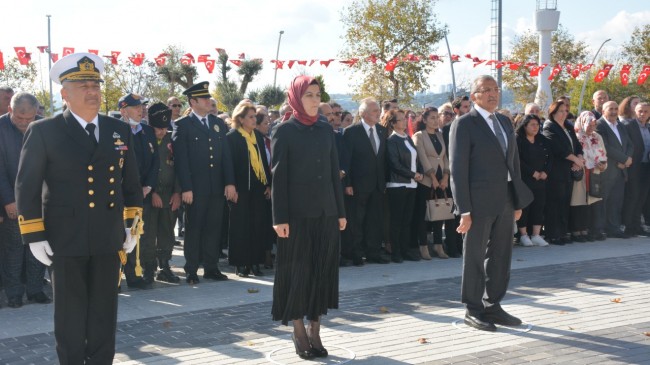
[
  {"x1": 7, "y1": 297, "x2": 23, "y2": 308},
  {"x1": 291, "y1": 334, "x2": 315, "y2": 360},
  {"x1": 352, "y1": 256, "x2": 365, "y2": 266},
  {"x1": 236, "y1": 266, "x2": 249, "y2": 277},
  {"x1": 403, "y1": 251, "x2": 421, "y2": 261},
  {"x1": 608, "y1": 231, "x2": 626, "y2": 239},
  {"x1": 308, "y1": 339, "x2": 328, "y2": 358},
  {"x1": 483, "y1": 309, "x2": 522, "y2": 326},
  {"x1": 366, "y1": 255, "x2": 390, "y2": 264},
  {"x1": 571, "y1": 235, "x2": 587, "y2": 243},
  {"x1": 251, "y1": 265, "x2": 263, "y2": 276},
  {"x1": 549, "y1": 238, "x2": 565, "y2": 245},
  {"x1": 204, "y1": 270, "x2": 228, "y2": 281},
  {"x1": 464, "y1": 313, "x2": 496, "y2": 332},
  {"x1": 391, "y1": 256, "x2": 404, "y2": 263},
  {"x1": 127, "y1": 278, "x2": 152, "y2": 290},
  {"x1": 186, "y1": 273, "x2": 200, "y2": 284},
  {"x1": 27, "y1": 292, "x2": 52, "y2": 304}
]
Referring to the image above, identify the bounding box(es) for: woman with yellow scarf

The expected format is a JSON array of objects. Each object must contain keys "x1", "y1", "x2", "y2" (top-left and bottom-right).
[{"x1": 226, "y1": 102, "x2": 272, "y2": 277}]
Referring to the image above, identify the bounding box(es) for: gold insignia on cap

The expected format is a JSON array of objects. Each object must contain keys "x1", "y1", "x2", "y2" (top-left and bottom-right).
[
  {"x1": 203, "y1": 84, "x2": 208, "y2": 89},
  {"x1": 59, "y1": 56, "x2": 103, "y2": 83}
]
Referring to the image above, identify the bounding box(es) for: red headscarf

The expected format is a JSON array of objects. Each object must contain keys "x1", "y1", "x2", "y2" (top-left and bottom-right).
[{"x1": 287, "y1": 75, "x2": 320, "y2": 126}]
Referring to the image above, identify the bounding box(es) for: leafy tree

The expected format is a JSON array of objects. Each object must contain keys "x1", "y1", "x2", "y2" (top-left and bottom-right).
[
  {"x1": 622, "y1": 24, "x2": 650, "y2": 66},
  {"x1": 502, "y1": 25, "x2": 588, "y2": 108},
  {"x1": 101, "y1": 63, "x2": 124, "y2": 114},
  {"x1": 33, "y1": 90, "x2": 59, "y2": 117},
  {"x1": 215, "y1": 80, "x2": 243, "y2": 112},
  {"x1": 237, "y1": 60, "x2": 263, "y2": 95},
  {"x1": 248, "y1": 85, "x2": 285, "y2": 107},
  {"x1": 340, "y1": 0, "x2": 445, "y2": 103},
  {"x1": 0, "y1": 58, "x2": 39, "y2": 92},
  {"x1": 157, "y1": 45, "x2": 197, "y2": 92},
  {"x1": 314, "y1": 75, "x2": 330, "y2": 102}
]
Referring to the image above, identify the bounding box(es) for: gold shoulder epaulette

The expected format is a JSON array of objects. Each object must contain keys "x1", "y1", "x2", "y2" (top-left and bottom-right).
[{"x1": 18, "y1": 215, "x2": 45, "y2": 235}]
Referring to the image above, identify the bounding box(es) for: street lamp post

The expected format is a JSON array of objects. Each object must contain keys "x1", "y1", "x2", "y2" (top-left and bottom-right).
[
  {"x1": 273, "y1": 30, "x2": 284, "y2": 90},
  {"x1": 577, "y1": 38, "x2": 611, "y2": 113},
  {"x1": 47, "y1": 15, "x2": 54, "y2": 116}
]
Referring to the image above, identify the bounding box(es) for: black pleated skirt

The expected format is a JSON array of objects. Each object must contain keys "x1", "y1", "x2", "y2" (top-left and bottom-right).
[{"x1": 271, "y1": 215, "x2": 340, "y2": 325}]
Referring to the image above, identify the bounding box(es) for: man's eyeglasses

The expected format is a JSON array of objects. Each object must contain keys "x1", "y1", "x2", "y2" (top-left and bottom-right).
[{"x1": 169, "y1": 104, "x2": 182, "y2": 108}]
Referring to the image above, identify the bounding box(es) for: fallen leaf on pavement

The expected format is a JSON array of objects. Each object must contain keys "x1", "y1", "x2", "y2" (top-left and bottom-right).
[
  {"x1": 568, "y1": 326, "x2": 574, "y2": 330},
  {"x1": 247, "y1": 288, "x2": 259, "y2": 293},
  {"x1": 379, "y1": 306, "x2": 389, "y2": 314},
  {"x1": 610, "y1": 298, "x2": 622, "y2": 303},
  {"x1": 418, "y1": 338, "x2": 428, "y2": 344}
]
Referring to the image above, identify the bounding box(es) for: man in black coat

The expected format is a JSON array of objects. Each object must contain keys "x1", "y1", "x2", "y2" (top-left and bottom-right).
[
  {"x1": 450, "y1": 75, "x2": 533, "y2": 332},
  {"x1": 16, "y1": 53, "x2": 143, "y2": 364},
  {"x1": 342, "y1": 98, "x2": 388, "y2": 265},
  {"x1": 172, "y1": 81, "x2": 236, "y2": 284},
  {"x1": 622, "y1": 102, "x2": 650, "y2": 237},
  {"x1": 596, "y1": 101, "x2": 634, "y2": 238},
  {"x1": 118, "y1": 93, "x2": 160, "y2": 289}
]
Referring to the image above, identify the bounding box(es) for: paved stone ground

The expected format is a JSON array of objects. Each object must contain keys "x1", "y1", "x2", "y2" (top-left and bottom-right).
[{"x1": 0, "y1": 239, "x2": 649, "y2": 364}]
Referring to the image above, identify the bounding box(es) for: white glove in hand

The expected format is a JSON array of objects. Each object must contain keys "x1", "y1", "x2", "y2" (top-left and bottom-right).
[
  {"x1": 123, "y1": 228, "x2": 137, "y2": 253},
  {"x1": 30, "y1": 241, "x2": 53, "y2": 266}
]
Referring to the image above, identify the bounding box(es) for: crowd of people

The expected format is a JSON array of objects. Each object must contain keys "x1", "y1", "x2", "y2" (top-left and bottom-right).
[{"x1": 0, "y1": 51, "x2": 649, "y2": 361}]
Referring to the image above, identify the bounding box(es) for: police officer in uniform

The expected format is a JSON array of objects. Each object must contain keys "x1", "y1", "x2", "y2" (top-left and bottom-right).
[
  {"x1": 118, "y1": 93, "x2": 159, "y2": 289},
  {"x1": 15, "y1": 53, "x2": 143, "y2": 364},
  {"x1": 144, "y1": 102, "x2": 181, "y2": 283},
  {"x1": 172, "y1": 81, "x2": 236, "y2": 284}
]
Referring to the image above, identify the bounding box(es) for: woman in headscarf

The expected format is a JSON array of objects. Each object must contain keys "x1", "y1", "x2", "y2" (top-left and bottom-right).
[
  {"x1": 226, "y1": 102, "x2": 271, "y2": 277},
  {"x1": 572, "y1": 111, "x2": 607, "y2": 241},
  {"x1": 271, "y1": 76, "x2": 346, "y2": 360}
]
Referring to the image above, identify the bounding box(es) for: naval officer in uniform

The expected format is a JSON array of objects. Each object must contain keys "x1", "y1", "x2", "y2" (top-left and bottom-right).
[
  {"x1": 15, "y1": 53, "x2": 143, "y2": 364},
  {"x1": 172, "y1": 82, "x2": 235, "y2": 284}
]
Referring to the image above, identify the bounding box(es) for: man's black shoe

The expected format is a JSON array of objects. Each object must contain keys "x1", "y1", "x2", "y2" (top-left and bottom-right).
[
  {"x1": 483, "y1": 309, "x2": 522, "y2": 326},
  {"x1": 608, "y1": 230, "x2": 626, "y2": 239},
  {"x1": 365, "y1": 255, "x2": 390, "y2": 264},
  {"x1": 7, "y1": 297, "x2": 23, "y2": 308},
  {"x1": 391, "y1": 256, "x2": 403, "y2": 263},
  {"x1": 204, "y1": 270, "x2": 228, "y2": 281},
  {"x1": 464, "y1": 313, "x2": 496, "y2": 332},
  {"x1": 403, "y1": 251, "x2": 421, "y2": 261},
  {"x1": 127, "y1": 278, "x2": 152, "y2": 290},
  {"x1": 186, "y1": 273, "x2": 200, "y2": 285},
  {"x1": 27, "y1": 292, "x2": 52, "y2": 304},
  {"x1": 352, "y1": 256, "x2": 365, "y2": 266}
]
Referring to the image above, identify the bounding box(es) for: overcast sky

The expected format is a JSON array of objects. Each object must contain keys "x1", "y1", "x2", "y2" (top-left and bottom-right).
[{"x1": 2, "y1": 0, "x2": 648, "y2": 94}]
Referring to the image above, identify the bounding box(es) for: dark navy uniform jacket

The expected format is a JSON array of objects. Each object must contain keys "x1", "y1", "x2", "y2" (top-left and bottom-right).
[{"x1": 130, "y1": 123, "x2": 159, "y2": 195}]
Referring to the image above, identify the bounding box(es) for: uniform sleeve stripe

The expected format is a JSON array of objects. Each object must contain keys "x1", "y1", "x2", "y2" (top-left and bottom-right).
[
  {"x1": 123, "y1": 207, "x2": 143, "y2": 220},
  {"x1": 18, "y1": 216, "x2": 46, "y2": 235}
]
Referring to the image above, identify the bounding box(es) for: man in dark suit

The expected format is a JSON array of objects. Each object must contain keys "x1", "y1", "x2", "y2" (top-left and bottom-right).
[
  {"x1": 596, "y1": 101, "x2": 634, "y2": 238},
  {"x1": 450, "y1": 75, "x2": 533, "y2": 332},
  {"x1": 118, "y1": 93, "x2": 160, "y2": 289},
  {"x1": 622, "y1": 101, "x2": 650, "y2": 237},
  {"x1": 16, "y1": 53, "x2": 143, "y2": 364},
  {"x1": 443, "y1": 95, "x2": 470, "y2": 149},
  {"x1": 342, "y1": 98, "x2": 389, "y2": 265},
  {"x1": 172, "y1": 81, "x2": 236, "y2": 284}
]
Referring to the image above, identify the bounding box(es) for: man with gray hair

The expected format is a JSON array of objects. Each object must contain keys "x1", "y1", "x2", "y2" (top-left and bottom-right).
[
  {"x1": 524, "y1": 102, "x2": 541, "y2": 117},
  {"x1": 591, "y1": 90, "x2": 609, "y2": 120},
  {"x1": 0, "y1": 92, "x2": 50, "y2": 308},
  {"x1": 342, "y1": 98, "x2": 389, "y2": 265},
  {"x1": 0, "y1": 86, "x2": 14, "y2": 116}
]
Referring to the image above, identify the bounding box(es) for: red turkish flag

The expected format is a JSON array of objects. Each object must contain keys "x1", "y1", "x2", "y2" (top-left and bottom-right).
[
  {"x1": 154, "y1": 56, "x2": 166, "y2": 67},
  {"x1": 309, "y1": 60, "x2": 317, "y2": 66},
  {"x1": 320, "y1": 59, "x2": 333, "y2": 67},
  {"x1": 571, "y1": 64, "x2": 582, "y2": 78},
  {"x1": 0, "y1": 51, "x2": 4, "y2": 71},
  {"x1": 548, "y1": 64, "x2": 562, "y2": 81},
  {"x1": 529, "y1": 66, "x2": 542, "y2": 77},
  {"x1": 619, "y1": 64, "x2": 632, "y2": 86},
  {"x1": 88, "y1": 49, "x2": 99, "y2": 55},
  {"x1": 111, "y1": 51, "x2": 120, "y2": 61},
  {"x1": 507, "y1": 61, "x2": 521, "y2": 70},
  {"x1": 565, "y1": 64, "x2": 573, "y2": 72},
  {"x1": 51, "y1": 53, "x2": 59, "y2": 62},
  {"x1": 385, "y1": 58, "x2": 399, "y2": 72},
  {"x1": 637, "y1": 65, "x2": 650, "y2": 85},
  {"x1": 580, "y1": 64, "x2": 594, "y2": 72},
  {"x1": 14, "y1": 47, "x2": 27, "y2": 60},
  {"x1": 450, "y1": 55, "x2": 460, "y2": 63},
  {"x1": 157, "y1": 53, "x2": 170, "y2": 58},
  {"x1": 215, "y1": 48, "x2": 226, "y2": 55},
  {"x1": 229, "y1": 60, "x2": 242, "y2": 67},
  {"x1": 340, "y1": 58, "x2": 359, "y2": 67},
  {"x1": 297, "y1": 60, "x2": 307, "y2": 66},
  {"x1": 429, "y1": 54, "x2": 441, "y2": 62},
  {"x1": 472, "y1": 57, "x2": 485, "y2": 67},
  {"x1": 63, "y1": 47, "x2": 74, "y2": 56},
  {"x1": 204, "y1": 59, "x2": 215, "y2": 73},
  {"x1": 287, "y1": 60, "x2": 296, "y2": 69},
  {"x1": 272, "y1": 60, "x2": 284, "y2": 69},
  {"x1": 197, "y1": 54, "x2": 209, "y2": 63},
  {"x1": 465, "y1": 54, "x2": 473, "y2": 59},
  {"x1": 128, "y1": 53, "x2": 145, "y2": 66},
  {"x1": 37, "y1": 46, "x2": 49, "y2": 53},
  {"x1": 594, "y1": 64, "x2": 613, "y2": 82},
  {"x1": 182, "y1": 53, "x2": 195, "y2": 63},
  {"x1": 238, "y1": 53, "x2": 245, "y2": 59},
  {"x1": 495, "y1": 61, "x2": 506, "y2": 69},
  {"x1": 368, "y1": 54, "x2": 378, "y2": 64},
  {"x1": 404, "y1": 54, "x2": 420, "y2": 62}
]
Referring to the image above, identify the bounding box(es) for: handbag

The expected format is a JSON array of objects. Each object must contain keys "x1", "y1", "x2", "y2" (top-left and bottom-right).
[
  {"x1": 425, "y1": 188, "x2": 455, "y2": 222},
  {"x1": 571, "y1": 168, "x2": 584, "y2": 181},
  {"x1": 588, "y1": 169, "x2": 604, "y2": 198}
]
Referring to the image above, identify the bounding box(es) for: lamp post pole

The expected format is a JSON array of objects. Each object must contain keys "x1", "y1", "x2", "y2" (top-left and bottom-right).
[
  {"x1": 577, "y1": 38, "x2": 611, "y2": 113},
  {"x1": 47, "y1": 15, "x2": 54, "y2": 116},
  {"x1": 273, "y1": 30, "x2": 285, "y2": 90}
]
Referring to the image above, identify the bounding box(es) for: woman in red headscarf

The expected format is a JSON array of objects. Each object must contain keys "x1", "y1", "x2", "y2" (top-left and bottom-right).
[{"x1": 271, "y1": 76, "x2": 347, "y2": 360}]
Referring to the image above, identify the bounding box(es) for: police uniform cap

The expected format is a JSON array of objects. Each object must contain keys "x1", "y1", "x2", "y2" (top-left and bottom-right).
[
  {"x1": 182, "y1": 81, "x2": 211, "y2": 98},
  {"x1": 50, "y1": 52, "x2": 104, "y2": 85},
  {"x1": 148, "y1": 102, "x2": 172, "y2": 129}
]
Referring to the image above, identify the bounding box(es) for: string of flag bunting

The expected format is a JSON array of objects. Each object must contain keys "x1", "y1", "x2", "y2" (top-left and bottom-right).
[{"x1": 1, "y1": 46, "x2": 648, "y2": 86}]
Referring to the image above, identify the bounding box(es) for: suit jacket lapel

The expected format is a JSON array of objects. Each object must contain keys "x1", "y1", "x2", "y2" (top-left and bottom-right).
[
  {"x1": 471, "y1": 109, "x2": 506, "y2": 160},
  {"x1": 91, "y1": 116, "x2": 116, "y2": 162},
  {"x1": 62, "y1": 110, "x2": 96, "y2": 155}
]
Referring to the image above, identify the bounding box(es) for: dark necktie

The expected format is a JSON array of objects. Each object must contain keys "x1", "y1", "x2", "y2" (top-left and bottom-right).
[
  {"x1": 85, "y1": 123, "x2": 98, "y2": 146},
  {"x1": 201, "y1": 117, "x2": 208, "y2": 129},
  {"x1": 488, "y1": 114, "x2": 506, "y2": 156},
  {"x1": 369, "y1": 127, "x2": 378, "y2": 155}
]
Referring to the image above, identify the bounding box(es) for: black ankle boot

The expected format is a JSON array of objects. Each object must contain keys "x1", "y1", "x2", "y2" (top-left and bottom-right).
[{"x1": 156, "y1": 259, "x2": 180, "y2": 283}]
